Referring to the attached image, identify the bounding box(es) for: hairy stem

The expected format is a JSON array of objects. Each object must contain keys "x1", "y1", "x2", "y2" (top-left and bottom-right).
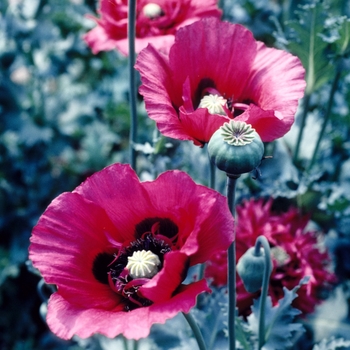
[
  {"x1": 209, "y1": 157, "x2": 216, "y2": 190},
  {"x1": 307, "y1": 69, "x2": 341, "y2": 172},
  {"x1": 293, "y1": 93, "x2": 311, "y2": 165},
  {"x1": 227, "y1": 174, "x2": 240, "y2": 350},
  {"x1": 254, "y1": 236, "x2": 272, "y2": 350},
  {"x1": 122, "y1": 336, "x2": 129, "y2": 350},
  {"x1": 183, "y1": 312, "x2": 207, "y2": 350},
  {"x1": 197, "y1": 153, "x2": 217, "y2": 281},
  {"x1": 128, "y1": 0, "x2": 138, "y2": 170}
]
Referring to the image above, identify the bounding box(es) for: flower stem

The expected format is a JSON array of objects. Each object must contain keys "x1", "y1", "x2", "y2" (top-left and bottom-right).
[
  {"x1": 122, "y1": 336, "x2": 129, "y2": 350},
  {"x1": 128, "y1": 0, "x2": 138, "y2": 170},
  {"x1": 197, "y1": 155, "x2": 216, "y2": 281},
  {"x1": 307, "y1": 69, "x2": 341, "y2": 172},
  {"x1": 254, "y1": 236, "x2": 272, "y2": 350},
  {"x1": 121, "y1": 338, "x2": 138, "y2": 350},
  {"x1": 183, "y1": 312, "x2": 207, "y2": 350},
  {"x1": 226, "y1": 174, "x2": 240, "y2": 350},
  {"x1": 209, "y1": 157, "x2": 216, "y2": 190},
  {"x1": 132, "y1": 339, "x2": 139, "y2": 350},
  {"x1": 293, "y1": 93, "x2": 311, "y2": 165}
]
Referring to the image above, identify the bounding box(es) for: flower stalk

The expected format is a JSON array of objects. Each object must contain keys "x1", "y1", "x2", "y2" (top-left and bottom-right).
[
  {"x1": 254, "y1": 236, "x2": 272, "y2": 350},
  {"x1": 128, "y1": 0, "x2": 138, "y2": 170},
  {"x1": 293, "y1": 91, "x2": 312, "y2": 165},
  {"x1": 226, "y1": 174, "x2": 240, "y2": 350},
  {"x1": 183, "y1": 312, "x2": 207, "y2": 350},
  {"x1": 307, "y1": 68, "x2": 341, "y2": 172},
  {"x1": 209, "y1": 154, "x2": 216, "y2": 190}
]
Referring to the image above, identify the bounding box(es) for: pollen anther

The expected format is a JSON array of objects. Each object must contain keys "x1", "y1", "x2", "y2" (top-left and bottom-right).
[{"x1": 127, "y1": 250, "x2": 161, "y2": 279}]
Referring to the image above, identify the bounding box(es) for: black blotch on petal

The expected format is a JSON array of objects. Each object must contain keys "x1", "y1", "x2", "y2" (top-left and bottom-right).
[
  {"x1": 195, "y1": 77, "x2": 216, "y2": 107},
  {"x1": 92, "y1": 252, "x2": 114, "y2": 284},
  {"x1": 135, "y1": 217, "x2": 178, "y2": 240}
]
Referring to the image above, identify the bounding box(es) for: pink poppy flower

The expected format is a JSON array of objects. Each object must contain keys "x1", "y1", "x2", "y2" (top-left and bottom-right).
[
  {"x1": 84, "y1": 0, "x2": 222, "y2": 55},
  {"x1": 135, "y1": 18, "x2": 306, "y2": 146},
  {"x1": 205, "y1": 198, "x2": 335, "y2": 316},
  {"x1": 29, "y1": 163, "x2": 234, "y2": 340}
]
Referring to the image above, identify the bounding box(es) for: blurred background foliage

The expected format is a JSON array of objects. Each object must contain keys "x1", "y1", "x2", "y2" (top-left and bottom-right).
[{"x1": 1, "y1": 0, "x2": 350, "y2": 349}]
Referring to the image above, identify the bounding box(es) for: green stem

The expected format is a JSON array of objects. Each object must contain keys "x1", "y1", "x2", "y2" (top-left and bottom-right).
[
  {"x1": 254, "y1": 236, "x2": 272, "y2": 350},
  {"x1": 183, "y1": 312, "x2": 207, "y2": 350},
  {"x1": 122, "y1": 336, "x2": 129, "y2": 350},
  {"x1": 307, "y1": 69, "x2": 341, "y2": 172},
  {"x1": 197, "y1": 154, "x2": 216, "y2": 281},
  {"x1": 132, "y1": 339, "x2": 138, "y2": 350},
  {"x1": 209, "y1": 158, "x2": 216, "y2": 190},
  {"x1": 226, "y1": 174, "x2": 240, "y2": 350},
  {"x1": 128, "y1": 0, "x2": 138, "y2": 170},
  {"x1": 208, "y1": 309, "x2": 223, "y2": 350},
  {"x1": 293, "y1": 93, "x2": 311, "y2": 164}
]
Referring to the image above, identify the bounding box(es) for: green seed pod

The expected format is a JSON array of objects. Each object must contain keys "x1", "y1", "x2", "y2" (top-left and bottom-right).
[
  {"x1": 208, "y1": 120, "x2": 264, "y2": 176},
  {"x1": 237, "y1": 247, "x2": 267, "y2": 293}
]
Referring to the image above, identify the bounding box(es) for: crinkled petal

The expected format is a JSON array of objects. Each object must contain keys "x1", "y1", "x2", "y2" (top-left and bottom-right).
[
  {"x1": 239, "y1": 42, "x2": 306, "y2": 140},
  {"x1": 29, "y1": 192, "x2": 123, "y2": 309},
  {"x1": 142, "y1": 170, "x2": 234, "y2": 264},
  {"x1": 83, "y1": 26, "x2": 119, "y2": 54},
  {"x1": 179, "y1": 106, "x2": 229, "y2": 146},
  {"x1": 169, "y1": 18, "x2": 257, "y2": 102},
  {"x1": 135, "y1": 45, "x2": 186, "y2": 130},
  {"x1": 47, "y1": 279, "x2": 208, "y2": 340},
  {"x1": 236, "y1": 105, "x2": 291, "y2": 142},
  {"x1": 74, "y1": 163, "x2": 151, "y2": 243},
  {"x1": 140, "y1": 251, "x2": 189, "y2": 302}
]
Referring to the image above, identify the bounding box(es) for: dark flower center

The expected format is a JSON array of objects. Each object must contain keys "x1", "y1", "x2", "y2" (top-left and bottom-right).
[
  {"x1": 195, "y1": 78, "x2": 253, "y2": 117},
  {"x1": 92, "y1": 218, "x2": 177, "y2": 311}
]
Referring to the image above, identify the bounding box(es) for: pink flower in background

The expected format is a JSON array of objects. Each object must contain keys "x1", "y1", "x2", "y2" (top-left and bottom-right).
[
  {"x1": 29, "y1": 163, "x2": 233, "y2": 340},
  {"x1": 205, "y1": 198, "x2": 335, "y2": 316},
  {"x1": 84, "y1": 0, "x2": 222, "y2": 55},
  {"x1": 135, "y1": 18, "x2": 306, "y2": 147}
]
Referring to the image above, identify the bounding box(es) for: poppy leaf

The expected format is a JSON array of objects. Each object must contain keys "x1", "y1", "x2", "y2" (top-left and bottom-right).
[
  {"x1": 246, "y1": 277, "x2": 309, "y2": 350},
  {"x1": 286, "y1": 0, "x2": 335, "y2": 94},
  {"x1": 333, "y1": 16, "x2": 350, "y2": 56}
]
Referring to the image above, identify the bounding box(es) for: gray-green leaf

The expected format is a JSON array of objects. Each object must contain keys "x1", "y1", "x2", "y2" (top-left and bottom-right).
[{"x1": 286, "y1": 0, "x2": 335, "y2": 94}]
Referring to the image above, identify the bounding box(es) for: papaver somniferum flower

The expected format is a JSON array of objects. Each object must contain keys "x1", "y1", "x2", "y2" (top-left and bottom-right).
[
  {"x1": 29, "y1": 163, "x2": 234, "y2": 340},
  {"x1": 135, "y1": 17, "x2": 306, "y2": 147},
  {"x1": 84, "y1": 0, "x2": 222, "y2": 55},
  {"x1": 205, "y1": 198, "x2": 335, "y2": 316}
]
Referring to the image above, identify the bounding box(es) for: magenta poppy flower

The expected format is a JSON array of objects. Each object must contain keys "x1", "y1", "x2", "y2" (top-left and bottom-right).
[
  {"x1": 29, "y1": 163, "x2": 233, "y2": 340},
  {"x1": 205, "y1": 198, "x2": 335, "y2": 316},
  {"x1": 135, "y1": 18, "x2": 306, "y2": 146},
  {"x1": 84, "y1": 0, "x2": 222, "y2": 55}
]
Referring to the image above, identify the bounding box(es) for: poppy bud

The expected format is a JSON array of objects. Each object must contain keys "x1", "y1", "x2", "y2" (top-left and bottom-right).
[
  {"x1": 237, "y1": 247, "x2": 270, "y2": 293},
  {"x1": 208, "y1": 120, "x2": 264, "y2": 176}
]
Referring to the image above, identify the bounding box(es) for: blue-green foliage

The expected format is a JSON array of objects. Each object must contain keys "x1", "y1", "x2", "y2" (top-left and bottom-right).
[
  {"x1": 247, "y1": 277, "x2": 309, "y2": 350},
  {"x1": 284, "y1": 1, "x2": 335, "y2": 93},
  {"x1": 1, "y1": 0, "x2": 350, "y2": 349}
]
